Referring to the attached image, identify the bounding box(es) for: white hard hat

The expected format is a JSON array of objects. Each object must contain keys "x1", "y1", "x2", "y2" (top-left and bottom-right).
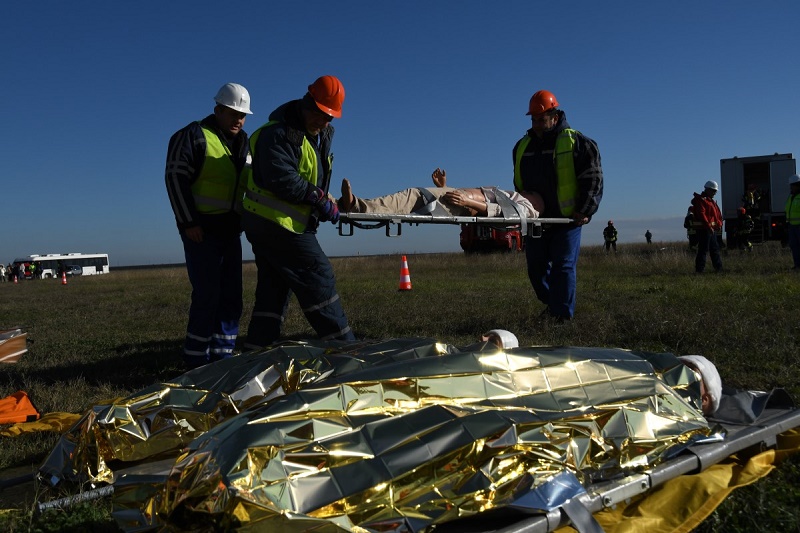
[
  {"x1": 483, "y1": 329, "x2": 519, "y2": 349},
  {"x1": 789, "y1": 174, "x2": 800, "y2": 185},
  {"x1": 678, "y1": 355, "x2": 722, "y2": 415},
  {"x1": 214, "y1": 83, "x2": 253, "y2": 114},
  {"x1": 704, "y1": 180, "x2": 719, "y2": 191}
]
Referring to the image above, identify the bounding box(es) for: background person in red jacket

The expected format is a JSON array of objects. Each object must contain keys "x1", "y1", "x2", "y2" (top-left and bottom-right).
[{"x1": 691, "y1": 180, "x2": 724, "y2": 273}]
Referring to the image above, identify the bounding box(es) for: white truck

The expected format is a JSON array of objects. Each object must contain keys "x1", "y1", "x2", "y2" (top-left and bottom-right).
[{"x1": 719, "y1": 153, "x2": 796, "y2": 244}]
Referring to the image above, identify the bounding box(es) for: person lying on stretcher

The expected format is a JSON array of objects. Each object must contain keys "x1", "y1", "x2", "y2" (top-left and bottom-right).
[{"x1": 338, "y1": 168, "x2": 543, "y2": 218}]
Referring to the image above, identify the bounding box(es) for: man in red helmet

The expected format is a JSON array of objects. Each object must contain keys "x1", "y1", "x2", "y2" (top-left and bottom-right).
[
  {"x1": 241, "y1": 76, "x2": 356, "y2": 348},
  {"x1": 513, "y1": 90, "x2": 604, "y2": 322}
]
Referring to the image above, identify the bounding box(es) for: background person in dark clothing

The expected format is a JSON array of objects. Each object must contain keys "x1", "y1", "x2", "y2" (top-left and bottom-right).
[{"x1": 603, "y1": 220, "x2": 618, "y2": 252}]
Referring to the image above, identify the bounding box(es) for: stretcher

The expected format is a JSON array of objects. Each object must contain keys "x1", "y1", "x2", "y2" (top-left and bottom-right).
[
  {"x1": 337, "y1": 188, "x2": 571, "y2": 238},
  {"x1": 434, "y1": 388, "x2": 799, "y2": 533},
  {"x1": 30, "y1": 339, "x2": 800, "y2": 533},
  {"x1": 338, "y1": 213, "x2": 571, "y2": 238},
  {"x1": 32, "y1": 387, "x2": 799, "y2": 533}
]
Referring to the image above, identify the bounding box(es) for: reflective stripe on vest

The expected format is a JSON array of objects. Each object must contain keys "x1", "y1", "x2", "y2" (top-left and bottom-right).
[
  {"x1": 513, "y1": 129, "x2": 578, "y2": 216},
  {"x1": 242, "y1": 121, "x2": 319, "y2": 234},
  {"x1": 191, "y1": 126, "x2": 241, "y2": 214},
  {"x1": 787, "y1": 194, "x2": 800, "y2": 225}
]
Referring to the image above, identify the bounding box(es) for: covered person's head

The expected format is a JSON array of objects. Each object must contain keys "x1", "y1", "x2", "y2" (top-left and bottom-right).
[
  {"x1": 481, "y1": 329, "x2": 519, "y2": 349},
  {"x1": 678, "y1": 355, "x2": 722, "y2": 416}
]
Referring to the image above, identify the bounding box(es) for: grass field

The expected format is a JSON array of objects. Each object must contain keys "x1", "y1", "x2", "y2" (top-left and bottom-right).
[{"x1": 1, "y1": 240, "x2": 799, "y2": 531}]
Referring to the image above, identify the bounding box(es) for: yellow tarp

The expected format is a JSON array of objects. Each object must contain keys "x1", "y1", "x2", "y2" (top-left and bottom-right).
[
  {"x1": 0, "y1": 412, "x2": 81, "y2": 437},
  {"x1": 557, "y1": 428, "x2": 800, "y2": 533}
]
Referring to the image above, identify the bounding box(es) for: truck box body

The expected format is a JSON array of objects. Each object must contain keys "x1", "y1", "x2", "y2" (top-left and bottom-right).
[{"x1": 719, "y1": 153, "x2": 796, "y2": 243}]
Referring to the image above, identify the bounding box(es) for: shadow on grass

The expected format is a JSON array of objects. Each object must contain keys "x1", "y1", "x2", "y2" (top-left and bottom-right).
[{"x1": 18, "y1": 339, "x2": 186, "y2": 393}]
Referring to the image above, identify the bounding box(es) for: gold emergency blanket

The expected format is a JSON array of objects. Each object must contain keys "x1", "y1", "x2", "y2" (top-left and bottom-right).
[{"x1": 40, "y1": 341, "x2": 713, "y2": 532}]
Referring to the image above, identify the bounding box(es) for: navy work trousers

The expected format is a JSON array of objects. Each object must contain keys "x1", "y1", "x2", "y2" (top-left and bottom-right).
[
  {"x1": 181, "y1": 232, "x2": 243, "y2": 368},
  {"x1": 245, "y1": 225, "x2": 355, "y2": 348},
  {"x1": 695, "y1": 229, "x2": 723, "y2": 273},
  {"x1": 525, "y1": 224, "x2": 582, "y2": 319}
]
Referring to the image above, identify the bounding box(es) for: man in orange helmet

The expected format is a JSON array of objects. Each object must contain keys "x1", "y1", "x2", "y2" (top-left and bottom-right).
[
  {"x1": 513, "y1": 90, "x2": 604, "y2": 322},
  {"x1": 241, "y1": 75, "x2": 356, "y2": 348}
]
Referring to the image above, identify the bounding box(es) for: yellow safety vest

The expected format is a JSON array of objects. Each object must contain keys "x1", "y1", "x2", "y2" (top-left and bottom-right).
[
  {"x1": 514, "y1": 129, "x2": 578, "y2": 216},
  {"x1": 191, "y1": 126, "x2": 244, "y2": 214},
  {"x1": 242, "y1": 121, "x2": 323, "y2": 234},
  {"x1": 786, "y1": 194, "x2": 800, "y2": 226}
]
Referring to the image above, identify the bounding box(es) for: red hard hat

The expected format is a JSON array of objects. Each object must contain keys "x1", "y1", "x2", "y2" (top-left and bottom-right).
[
  {"x1": 308, "y1": 75, "x2": 345, "y2": 118},
  {"x1": 526, "y1": 90, "x2": 559, "y2": 116}
]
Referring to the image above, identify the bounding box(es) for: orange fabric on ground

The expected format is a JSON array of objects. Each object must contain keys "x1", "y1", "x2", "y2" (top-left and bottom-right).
[{"x1": 0, "y1": 391, "x2": 40, "y2": 424}]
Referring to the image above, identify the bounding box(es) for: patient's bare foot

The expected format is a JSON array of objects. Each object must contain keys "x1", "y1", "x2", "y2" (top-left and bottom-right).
[
  {"x1": 339, "y1": 178, "x2": 355, "y2": 211},
  {"x1": 432, "y1": 168, "x2": 447, "y2": 187}
]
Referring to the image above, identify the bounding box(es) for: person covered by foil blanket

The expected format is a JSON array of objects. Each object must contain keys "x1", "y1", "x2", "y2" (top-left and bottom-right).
[{"x1": 40, "y1": 336, "x2": 721, "y2": 532}]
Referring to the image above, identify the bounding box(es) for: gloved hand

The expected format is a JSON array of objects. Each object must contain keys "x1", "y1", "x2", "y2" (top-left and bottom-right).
[
  {"x1": 317, "y1": 197, "x2": 340, "y2": 223},
  {"x1": 305, "y1": 186, "x2": 340, "y2": 223}
]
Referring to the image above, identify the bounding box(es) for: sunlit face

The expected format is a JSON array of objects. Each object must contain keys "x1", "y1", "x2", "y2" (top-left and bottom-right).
[
  {"x1": 530, "y1": 110, "x2": 559, "y2": 137},
  {"x1": 214, "y1": 105, "x2": 247, "y2": 137},
  {"x1": 302, "y1": 104, "x2": 333, "y2": 136}
]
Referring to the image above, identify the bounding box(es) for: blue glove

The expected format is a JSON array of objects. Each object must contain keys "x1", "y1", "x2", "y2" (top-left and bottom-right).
[
  {"x1": 317, "y1": 197, "x2": 340, "y2": 223},
  {"x1": 305, "y1": 186, "x2": 340, "y2": 223}
]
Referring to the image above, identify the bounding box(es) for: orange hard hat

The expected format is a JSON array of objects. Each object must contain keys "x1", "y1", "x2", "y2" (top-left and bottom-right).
[
  {"x1": 308, "y1": 75, "x2": 345, "y2": 118},
  {"x1": 526, "y1": 90, "x2": 559, "y2": 116}
]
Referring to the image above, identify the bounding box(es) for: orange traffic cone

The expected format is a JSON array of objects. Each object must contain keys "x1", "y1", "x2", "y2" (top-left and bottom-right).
[
  {"x1": 61, "y1": 272, "x2": 68, "y2": 285},
  {"x1": 13, "y1": 275, "x2": 18, "y2": 284},
  {"x1": 398, "y1": 255, "x2": 412, "y2": 291}
]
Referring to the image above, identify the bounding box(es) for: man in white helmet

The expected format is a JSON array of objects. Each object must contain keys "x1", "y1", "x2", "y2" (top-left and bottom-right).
[
  {"x1": 690, "y1": 180, "x2": 724, "y2": 273},
  {"x1": 165, "y1": 83, "x2": 253, "y2": 368}
]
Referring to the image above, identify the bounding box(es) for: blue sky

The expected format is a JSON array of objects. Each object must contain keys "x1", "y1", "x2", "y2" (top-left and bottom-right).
[{"x1": 2, "y1": 1, "x2": 798, "y2": 266}]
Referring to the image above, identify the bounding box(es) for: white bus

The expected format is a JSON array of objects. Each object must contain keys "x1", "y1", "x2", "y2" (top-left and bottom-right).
[{"x1": 12, "y1": 253, "x2": 110, "y2": 279}]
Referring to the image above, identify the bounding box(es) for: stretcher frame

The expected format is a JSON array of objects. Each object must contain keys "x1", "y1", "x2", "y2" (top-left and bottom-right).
[
  {"x1": 338, "y1": 213, "x2": 571, "y2": 238},
  {"x1": 436, "y1": 405, "x2": 800, "y2": 533},
  {"x1": 337, "y1": 188, "x2": 571, "y2": 239}
]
